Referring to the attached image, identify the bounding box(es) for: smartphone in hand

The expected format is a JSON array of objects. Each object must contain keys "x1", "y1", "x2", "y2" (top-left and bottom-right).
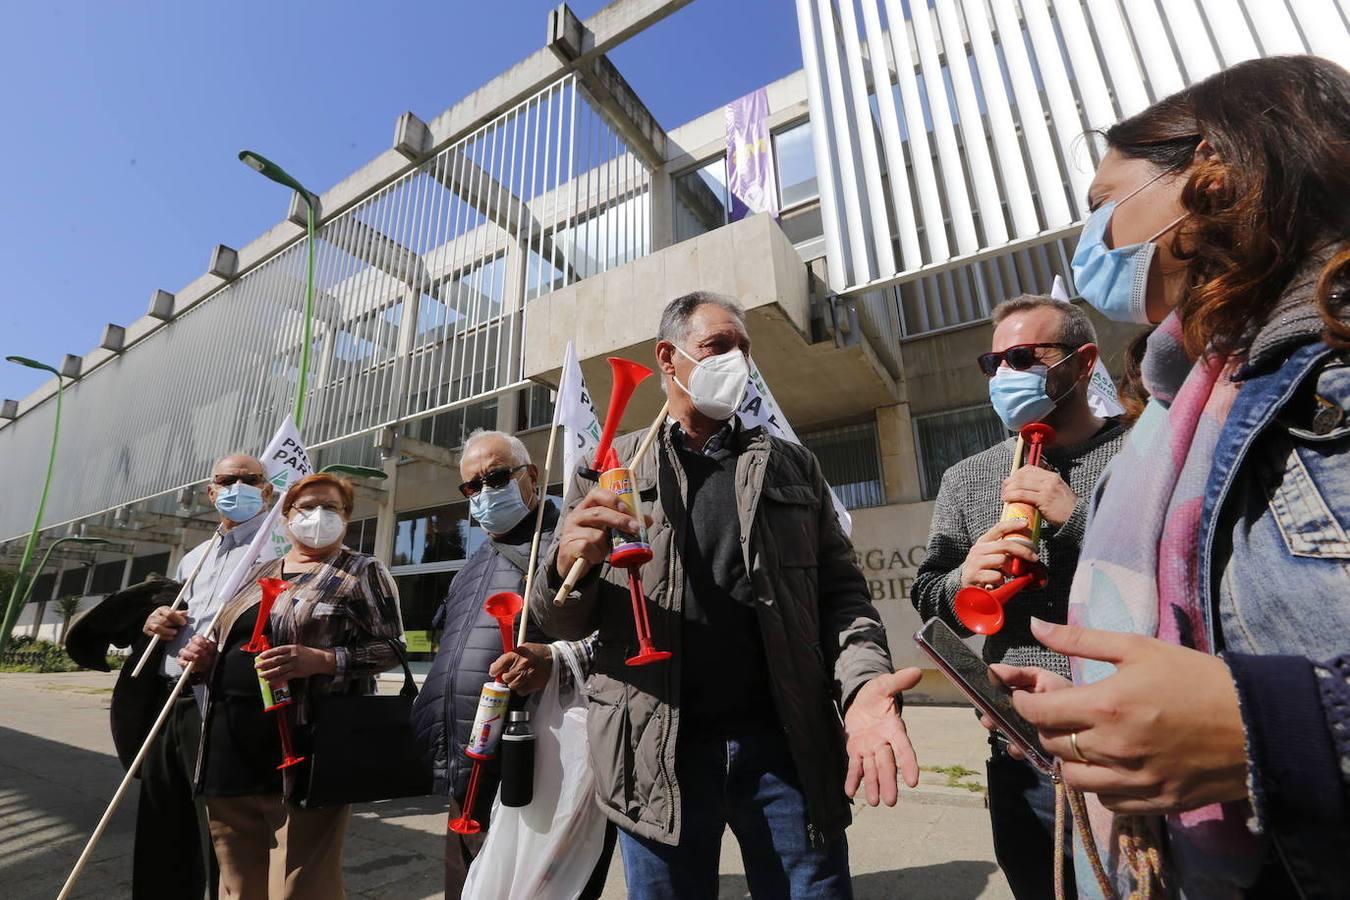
[{"x1": 914, "y1": 617, "x2": 1055, "y2": 775}]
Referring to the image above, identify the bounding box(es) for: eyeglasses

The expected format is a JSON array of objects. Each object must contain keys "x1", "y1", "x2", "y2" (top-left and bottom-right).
[
  {"x1": 976, "y1": 343, "x2": 1077, "y2": 378},
  {"x1": 459, "y1": 465, "x2": 527, "y2": 498},
  {"x1": 294, "y1": 502, "x2": 346, "y2": 514},
  {"x1": 212, "y1": 473, "x2": 265, "y2": 487}
]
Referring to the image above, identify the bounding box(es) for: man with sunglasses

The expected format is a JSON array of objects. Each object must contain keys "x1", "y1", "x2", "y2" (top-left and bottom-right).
[
  {"x1": 133, "y1": 453, "x2": 274, "y2": 899},
  {"x1": 411, "y1": 429, "x2": 612, "y2": 898},
  {"x1": 911, "y1": 294, "x2": 1130, "y2": 899}
]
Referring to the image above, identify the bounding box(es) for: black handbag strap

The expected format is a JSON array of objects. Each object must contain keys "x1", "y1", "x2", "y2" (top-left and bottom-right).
[{"x1": 383, "y1": 639, "x2": 419, "y2": 698}]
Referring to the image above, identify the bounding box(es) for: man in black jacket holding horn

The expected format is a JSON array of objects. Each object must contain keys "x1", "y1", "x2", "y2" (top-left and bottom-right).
[{"x1": 532, "y1": 292, "x2": 923, "y2": 899}]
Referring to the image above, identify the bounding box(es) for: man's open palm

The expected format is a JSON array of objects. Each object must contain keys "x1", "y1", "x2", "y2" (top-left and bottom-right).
[{"x1": 843, "y1": 667, "x2": 923, "y2": 806}]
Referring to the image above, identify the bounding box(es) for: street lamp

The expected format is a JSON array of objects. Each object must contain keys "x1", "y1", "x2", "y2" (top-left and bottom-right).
[
  {"x1": 318, "y1": 464, "x2": 389, "y2": 481},
  {"x1": 20, "y1": 536, "x2": 111, "y2": 633},
  {"x1": 239, "y1": 150, "x2": 319, "y2": 429},
  {"x1": 0, "y1": 355, "x2": 67, "y2": 656}
]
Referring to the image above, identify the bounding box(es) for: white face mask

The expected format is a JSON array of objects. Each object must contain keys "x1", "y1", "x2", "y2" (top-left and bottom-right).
[
  {"x1": 672, "y1": 345, "x2": 750, "y2": 422},
  {"x1": 288, "y1": 507, "x2": 347, "y2": 550}
]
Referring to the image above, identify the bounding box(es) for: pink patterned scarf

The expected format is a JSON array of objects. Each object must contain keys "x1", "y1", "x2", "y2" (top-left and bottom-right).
[{"x1": 1067, "y1": 313, "x2": 1256, "y2": 897}]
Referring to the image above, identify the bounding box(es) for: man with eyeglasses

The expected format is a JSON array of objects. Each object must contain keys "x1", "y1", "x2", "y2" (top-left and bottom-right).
[
  {"x1": 134, "y1": 453, "x2": 274, "y2": 899},
  {"x1": 910, "y1": 294, "x2": 1130, "y2": 899},
  {"x1": 410, "y1": 429, "x2": 612, "y2": 898}
]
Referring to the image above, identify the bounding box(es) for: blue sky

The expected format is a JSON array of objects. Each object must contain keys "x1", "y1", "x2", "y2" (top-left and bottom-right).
[{"x1": 0, "y1": 1, "x2": 804, "y2": 402}]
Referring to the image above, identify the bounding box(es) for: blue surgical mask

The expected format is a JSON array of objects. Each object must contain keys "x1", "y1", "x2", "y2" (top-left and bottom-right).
[
  {"x1": 1070, "y1": 170, "x2": 1186, "y2": 324},
  {"x1": 988, "y1": 352, "x2": 1078, "y2": 432},
  {"x1": 214, "y1": 482, "x2": 265, "y2": 523},
  {"x1": 470, "y1": 480, "x2": 532, "y2": 535}
]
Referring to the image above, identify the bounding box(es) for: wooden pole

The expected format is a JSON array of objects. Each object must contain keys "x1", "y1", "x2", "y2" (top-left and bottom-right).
[
  {"x1": 57, "y1": 664, "x2": 196, "y2": 900},
  {"x1": 552, "y1": 401, "x2": 668, "y2": 607},
  {"x1": 517, "y1": 386, "x2": 565, "y2": 648}
]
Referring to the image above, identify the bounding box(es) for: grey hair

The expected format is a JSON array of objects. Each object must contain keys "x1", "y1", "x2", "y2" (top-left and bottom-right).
[
  {"x1": 657, "y1": 291, "x2": 747, "y2": 346},
  {"x1": 992, "y1": 293, "x2": 1098, "y2": 349},
  {"x1": 463, "y1": 429, "x2": 531, "y2": 466}
]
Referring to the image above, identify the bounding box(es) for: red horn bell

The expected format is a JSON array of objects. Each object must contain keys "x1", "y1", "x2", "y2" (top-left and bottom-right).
[{"x1": 592, "y1": 358, "x2": 652, "y2": 468}]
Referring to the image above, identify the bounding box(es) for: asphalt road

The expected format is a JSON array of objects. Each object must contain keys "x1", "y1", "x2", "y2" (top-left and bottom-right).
[{"x1": 0, "y1": 671, "x2": 1011, "y2": 899}]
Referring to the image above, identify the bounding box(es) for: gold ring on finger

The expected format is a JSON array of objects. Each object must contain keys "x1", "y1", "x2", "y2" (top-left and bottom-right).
[{"x1": 1069, "y1": 731, "x2": 1088, "y2": 764}]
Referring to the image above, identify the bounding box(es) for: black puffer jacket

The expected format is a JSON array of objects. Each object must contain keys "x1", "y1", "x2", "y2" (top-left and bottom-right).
[{"x1": 411, "y1": 502, "x2": 558, "y2": 798}]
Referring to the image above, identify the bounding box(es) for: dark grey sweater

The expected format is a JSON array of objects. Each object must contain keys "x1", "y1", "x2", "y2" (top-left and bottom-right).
[{"x1": 910, "y1": 420, "x2": 1129, "y2": 677}]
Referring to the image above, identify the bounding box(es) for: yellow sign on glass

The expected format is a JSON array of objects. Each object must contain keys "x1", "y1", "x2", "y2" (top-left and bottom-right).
[{"x1": 404, "y1": 630, "x2": 435, "y2": 654}]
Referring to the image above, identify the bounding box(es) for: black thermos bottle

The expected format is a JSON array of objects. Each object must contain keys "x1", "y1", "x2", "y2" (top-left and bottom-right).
[{"x1": 499, "y1": 709, "x2": 536, "y2": 807}]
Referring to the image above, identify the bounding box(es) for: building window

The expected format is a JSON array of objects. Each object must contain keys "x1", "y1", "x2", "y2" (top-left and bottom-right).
[
  {"x1": 345, "y1": 517, "x2": 378, "y2": 556},
  {"x1": 90, "y1": 559, "x2": 125, "y2": 595},
  {"x1": 801, "y1": 422, "x2": 886, "y2": 509},
  {"x1": 26, "y1": 573, "x2": 55, "y2": 605},
  {"x1": 773, "y1": 120, "x2": 818, "y2": 209},
  {"x1": 393, "y1": 502, "x2": 479, "y2": 567},
  {"x1": 518, "y1": 384, "x2": 555, "y2": 431},
  {"x1": 409, "y1": 397, "x2": 499, "y2": 450},
  {"x1": 129, "y1": 552, "x2": 171, "y2": 584},
  {"x1": 58, "y1": 566, "x2": 89, "y2": 598},
  {"x1": 673, "y1": 156, "x2": 730, "y2": 243},
  {"x1": 395, "y1": 569, "x2": 459, "y2": 661},
  {"x1": 913, "y1": 405, "x2": 1008, "y2": 500}
]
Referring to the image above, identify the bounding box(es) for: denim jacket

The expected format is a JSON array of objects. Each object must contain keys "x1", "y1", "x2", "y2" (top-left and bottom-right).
[{"x1": 1197, "y1": 276, "x2": 1350, "y2": 897}]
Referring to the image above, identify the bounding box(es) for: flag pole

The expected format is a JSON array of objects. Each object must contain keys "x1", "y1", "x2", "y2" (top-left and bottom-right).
[
  {"x1": 517, "y1": 369, "x2": 566, "y2": 648},
  {"x1": 128, "y1": 533, "x2": 220, "y2": 678},
  {"x1": 57, "y1": 659, "x2": 198, "y2": 899}
]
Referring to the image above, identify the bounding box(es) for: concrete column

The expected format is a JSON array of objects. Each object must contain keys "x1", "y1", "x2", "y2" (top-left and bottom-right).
[
  {"x1": 876, "y1": 402, "x2": 923, "y2": 505},
  {"x1": 166, "y1": 538, "x2": 188, "y2": 577},
  {"x1": 120, "y1": 554, "x2": 135, "y2": 590},
  {"x1": 649, "y1": 167, "x2": 674, "y2": 252},
  {"x1": 372, "y1": 453, "x2": 400, "y2": 568},
  {"x1": 495, "y1": 388, "x2": 521, "y2": 435}
]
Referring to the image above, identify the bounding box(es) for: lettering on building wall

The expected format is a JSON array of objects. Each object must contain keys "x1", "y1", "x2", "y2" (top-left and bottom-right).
[{"x1": 854, "y1": 545, "x2": 927, "y2": 605}]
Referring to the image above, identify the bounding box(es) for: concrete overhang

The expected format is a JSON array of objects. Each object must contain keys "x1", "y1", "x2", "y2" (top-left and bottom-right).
[{"x1": 522, "y1": 214, "x2": 898, "y2": 435}]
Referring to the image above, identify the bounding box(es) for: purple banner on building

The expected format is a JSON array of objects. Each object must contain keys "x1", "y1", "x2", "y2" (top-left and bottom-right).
[{"x1": 725, "y1": 88, "x2": 779, "y2": 221}]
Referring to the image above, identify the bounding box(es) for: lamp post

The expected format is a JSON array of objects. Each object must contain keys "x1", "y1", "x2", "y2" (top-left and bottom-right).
[
  {"x1": 0, "y1": 356, "x2": 67, "y2": 657},
  {"x1": 21, "y1": 536, "x2": 111, "y2": 634},
  {"x1": 239, "y1": 150, "x2": 319, "y2": 429}
]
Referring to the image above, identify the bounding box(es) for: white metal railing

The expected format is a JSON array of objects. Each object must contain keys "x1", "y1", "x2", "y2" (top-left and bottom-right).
[
  {"x1": 797, "y1": 0, "x2": 1350, "y2": 324},
  {"x1": 0, "y1": 74, "x2": 652, "y2": 540}
]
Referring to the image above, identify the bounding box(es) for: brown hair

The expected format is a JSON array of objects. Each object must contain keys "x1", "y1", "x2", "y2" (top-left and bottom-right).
[
  {"x1": 1103, "y1": 55, "x2": 1350, "y2": 358},
  {"x1": 992, "y1": 293, "x2": 1098, "y2": 348},
  {"x1": 1116, "y1": 328, "x2": 1154, "y2": 425},
  {"x1": 282, "y1": 473, "x2": 354, "y2": 516}
]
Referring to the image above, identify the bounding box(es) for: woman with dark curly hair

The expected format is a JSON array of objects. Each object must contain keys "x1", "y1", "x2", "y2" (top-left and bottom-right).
[{"x1": 987, "y1": 55, "x2": 1350, "y2": 898}]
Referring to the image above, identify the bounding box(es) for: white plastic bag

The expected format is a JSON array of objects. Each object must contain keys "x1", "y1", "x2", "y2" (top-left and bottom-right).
[{"x1": 462, "y1": 640, "x2": 607, "y2": 900}]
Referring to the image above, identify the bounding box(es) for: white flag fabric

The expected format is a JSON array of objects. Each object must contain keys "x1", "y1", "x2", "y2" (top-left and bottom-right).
[
  {"x1": 559, "y1": 341, "x2": 603, "y2": 486},
  {"x1": 211, "y1": 415, "x2": 314, "y2": 608},
  {"x1": 739, "y1": 361, "x2": 853, "y2": 536},
  {"x1": 1051, "y1": 276, "x2": 1125, "y2": 418}
]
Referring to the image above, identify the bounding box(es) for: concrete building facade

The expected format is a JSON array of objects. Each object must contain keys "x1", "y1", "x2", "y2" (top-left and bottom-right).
[{"x1": 4, "y1": 1, "x2": 1346, "y2": 696}]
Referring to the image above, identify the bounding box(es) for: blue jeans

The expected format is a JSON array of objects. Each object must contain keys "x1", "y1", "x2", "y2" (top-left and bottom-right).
[
  {"x1": 619, "y1": 728, "x2": 852, "y2": 899},
  {"x1": 986, "y1": 738, "x2": 1073, "y2": 900}
]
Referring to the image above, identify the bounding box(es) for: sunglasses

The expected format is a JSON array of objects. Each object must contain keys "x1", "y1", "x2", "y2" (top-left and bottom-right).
[
  {"x1": 212, "y1": 473, "x2": 265, "y2": 487},
  {"x1": 459, "y1": 464, "x2": 527, "y2": 498},
  {"x1": 977, "y1": 343, "x2": 1077, "y2": 378}
]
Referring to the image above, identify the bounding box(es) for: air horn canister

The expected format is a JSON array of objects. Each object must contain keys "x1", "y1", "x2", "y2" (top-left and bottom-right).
[
  {"x1": 247, "y1": 577, "x2": 305, "y2": 769},
  {"x1": 954, "y1": 423, "x2": 1055, "y2": 635},
  {"x1": 448, "y1": 592, "x2": 522, "y2": 835}
]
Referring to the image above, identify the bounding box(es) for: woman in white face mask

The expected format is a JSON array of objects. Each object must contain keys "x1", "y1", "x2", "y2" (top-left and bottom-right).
[{"x1": 177, "y1": 473, "x2": 405, "y2": 897}]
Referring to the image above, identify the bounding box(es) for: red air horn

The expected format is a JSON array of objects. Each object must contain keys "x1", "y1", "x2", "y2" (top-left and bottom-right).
[
  {"x1": 955, "y1": 423, "x2": 1055, "y2": 635},
  {"x1": 448, "y1": 592, "x2": 522, "y2": 835},
  {"x1": 248, "y1": 577, "x2": 305, "y2": 769},
  {"x1": 552, "y1": 357, "x2": 671, "y2": 666}
]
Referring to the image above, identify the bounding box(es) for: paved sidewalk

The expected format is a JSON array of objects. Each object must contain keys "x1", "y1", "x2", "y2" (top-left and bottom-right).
[{"x1": 0, "y1": 672, "x2": 1011, "y2": 899}]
